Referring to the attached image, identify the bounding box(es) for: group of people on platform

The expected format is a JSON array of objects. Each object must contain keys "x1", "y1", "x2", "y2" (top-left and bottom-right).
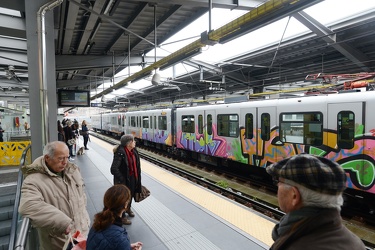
[
  {"x1": 57, "y1": 118, "x2": 90, "y2": 161},
  {"x1": 18, "y1": 131, "x2": 366, "y2": 249}
]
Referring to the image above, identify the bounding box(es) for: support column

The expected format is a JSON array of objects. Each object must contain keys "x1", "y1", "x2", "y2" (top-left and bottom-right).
[{"x1": 25, "y1": 0, "x2": 59, "y2": 160}]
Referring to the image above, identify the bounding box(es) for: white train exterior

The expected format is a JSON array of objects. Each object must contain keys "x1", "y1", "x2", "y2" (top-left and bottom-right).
[
  {"x1": 91, "y1": 113, "x2": 125, "y2": 137},
  {"x1": 91, "y1": 90, "x2": 375, "y2": 198}
]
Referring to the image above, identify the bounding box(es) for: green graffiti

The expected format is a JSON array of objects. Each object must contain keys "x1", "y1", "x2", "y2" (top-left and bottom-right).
[
  {"x1": 341, "y1": 160, "x2": 375, "y2": 187},
  {"x1": 309, "y1": 147, "x2": 326, "y2": 156},
  {"x1": 232, "y1": 139, "x2": 247, "y2": 163},
  {"x1": 355, "y1": 124, "x2": 364, "y2": 137}
]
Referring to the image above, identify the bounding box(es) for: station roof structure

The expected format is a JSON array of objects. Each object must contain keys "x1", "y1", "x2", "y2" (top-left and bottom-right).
[{"x1": 1, "y1": 0, "x2": 375, "y2": 110}]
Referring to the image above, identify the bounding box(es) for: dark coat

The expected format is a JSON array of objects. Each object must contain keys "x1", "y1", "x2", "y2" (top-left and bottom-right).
[
  {"x1": 63, "y1": 125, "x2": 74, "y2": 142},
  {"x1": 87, "y1": 223, "x2": 131, "y2": 250},
  {"x1": 270, "y1": 209, "x2": 366, "y2": 250},
  {"x1": 81, "y1": 124, "x2": 89, "y2": 138},
  {"x1": 110, "y1": 145, "x2": 142, "y2": 194}
]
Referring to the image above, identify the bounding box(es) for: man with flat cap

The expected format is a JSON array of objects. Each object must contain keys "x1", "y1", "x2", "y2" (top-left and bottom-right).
[{"x1": 266, "y1": 154, "x2": 365, "y2": 250}]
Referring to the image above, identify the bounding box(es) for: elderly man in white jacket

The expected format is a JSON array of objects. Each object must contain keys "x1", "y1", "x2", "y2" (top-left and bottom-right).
[{"x1": 19, "y1": 141, "x2": 90, "y2": 249}]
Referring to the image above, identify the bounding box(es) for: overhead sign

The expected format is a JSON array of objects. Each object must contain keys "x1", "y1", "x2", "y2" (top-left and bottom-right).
[{"x1": 91, "y1": 103, "x2": 103, "y2": 107}]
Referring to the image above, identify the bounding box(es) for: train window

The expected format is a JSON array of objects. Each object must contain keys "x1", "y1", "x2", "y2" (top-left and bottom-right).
[
  {"x1": 143, "y1": 116, "x2": 149, "y2": 128},
  {"x1": 245, "y1": 113, "x2": 254, "y2": 139},
  {"x1": 337, "y1": 111, "x2": 354, "y2": 149},
  {"x1": 122, "y1": 115, "x2": 125, "y2": 127},
  {"x1": 182, "y1": 115, "x2": 195, "y2": 133},
  {"x1": 207, "y1": 114, "x2": 212, "y2": 135},
  {"x1": 279, "y1": 112, "x2": 323, "y2": 145},
  {"x1": 198, "y1": 115, "x2": 203, "y2": 134},
  {"x1": 154, "y1": 116, "x2": 156, "y2": 129},
  {"x1": 130, "y1": 116, "x2": 136, "y2": 127},
  {"x1": 158, "y1": 116, "x2": 167, "y2": 130},
  {"x1": 150, "y1": 115, "x2": 153, "y2": 129},
  {"x1": 117, "y1": 115, "x2": 121, "y2": 126},
  {"x1": 217, "y1": 114, "x2": 238, "y2": 137},
  {"x1": 261, "y1": 113, "x2": 270, "y2": 141}
]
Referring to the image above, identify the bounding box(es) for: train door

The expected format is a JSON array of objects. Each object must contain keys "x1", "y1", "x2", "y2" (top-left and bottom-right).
[
  {"x1": 197, "y1": 110, "x2": 215, "y2": 155},
  {"x1": 328, "y1": 102, "x2": 365, "y2": 188},
  {"x1": 256, "y1": 107, "x2": 277, "y2": 166},
  {"x1": 240, "y1": 108, "x2": 256, "y2": 163}
]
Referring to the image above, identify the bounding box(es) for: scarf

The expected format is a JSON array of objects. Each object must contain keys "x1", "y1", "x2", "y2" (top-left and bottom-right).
[
  {"x1": 124, "y1": 147, "x2": 138, "y2": 180},
  {"x1": 272, "y1": 206, "x2": 323, "y2": 241}
]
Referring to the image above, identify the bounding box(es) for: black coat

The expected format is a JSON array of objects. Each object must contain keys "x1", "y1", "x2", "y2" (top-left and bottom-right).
[{"x1": 110, "y1": 145, "x2": 142, "y2": 194}]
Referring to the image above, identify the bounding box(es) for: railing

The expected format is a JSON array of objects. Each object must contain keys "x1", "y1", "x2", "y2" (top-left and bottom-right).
[
  {"x1": 2, "y1": 131, "x2": 31, "y2": 142},
  {"x1": 8, "y1": 145, "x2": 36, "y2": 250}
]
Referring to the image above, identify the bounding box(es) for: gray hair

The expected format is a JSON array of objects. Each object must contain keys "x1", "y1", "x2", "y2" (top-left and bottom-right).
[
  {"x1": 66, "y1": 119, "x2": 72, "y2": 126},
  {"x1": 43, "y1": 141, "x2": 67, "y2": 158},
  {"x1": 284, "y1": 179, "x2": 343, "y2": 210},
  {"x1": 120, "y1": 134, "x2": 134, "y2": 146}
]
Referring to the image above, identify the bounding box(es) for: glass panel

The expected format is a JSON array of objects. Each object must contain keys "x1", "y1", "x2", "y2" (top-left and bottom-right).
[
  {"x1": 207, "y1": 114, "x2": 212, "y2": 135},
  {"x1": 261, "y1": 113, "x2": 270, "y2": 141},
  {"x1": 158, "y1": 116, "x2": 167, "y2": 130},
  {"x1": 198, "y1": 115, "x2": 203, "y2": 134},
  {"x1": 245, "y1": 113, "x2": 253, "y2": 139},
  {"x1": 143, "y1": 116, "x2": 149, "y2": 128},
  {"x1": 280, "y1": 112, "x2": 323, "y2": 145},
  {"x1": 182, "y1": 115, "x2": 195, "y2": 133},
  {"x1": 218, "y1": 114, "x2": 238, "y2": 137},
  {"x1": 130, "y1": 116, "x2": 136, "y2": 127},
  {"x1": 337, "y1": 111, "x2": 354, "y2": 149}
]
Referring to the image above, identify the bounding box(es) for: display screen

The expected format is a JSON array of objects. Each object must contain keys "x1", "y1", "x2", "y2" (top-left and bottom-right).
[{"x1": 58, "y1": 89, "x2": 90, "y2": 107}]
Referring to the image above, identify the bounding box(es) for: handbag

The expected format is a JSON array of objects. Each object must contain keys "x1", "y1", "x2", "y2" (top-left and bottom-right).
[
  {"x1": 79, "y1": 130, "x2": 88, "y2": 136},
  {"x1": 134, "y1": 185, "x2": 150, "y2": 202},
  {"x1": 63, "y1": 231, "x2": 87, "y2": 250},
  {"x1": 67, "y1": 138, "x2": 76, "y2": 146}
]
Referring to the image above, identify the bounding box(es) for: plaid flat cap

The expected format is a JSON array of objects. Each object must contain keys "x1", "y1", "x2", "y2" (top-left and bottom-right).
[{"x1": 266, "y1": 154, "x2": 347, "y2": 195}]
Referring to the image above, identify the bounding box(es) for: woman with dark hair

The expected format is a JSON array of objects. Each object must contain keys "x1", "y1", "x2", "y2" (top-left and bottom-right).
[
  {"x1": 57, "y1": 120, "x2": 65, "y2": 142},
  {"x1": 86, "y1": 185, "x2": 143, "y2": 250},
  {"x1": 63, "y1": 119, "x2": 75, "y2": 161}
]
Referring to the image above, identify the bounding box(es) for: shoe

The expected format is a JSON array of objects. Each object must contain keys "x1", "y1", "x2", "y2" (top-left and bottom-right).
[
  {"x1": 127, "y1": 209, "x2": 135, "y2": 217},
  {"x1": 69, "y1": 157, "x2": 74, "y2": 161},
  {"x1": 85, "y1": 148, "x2": 89, "y2": 150},
  {"x1": 122, "y1": 217, "x2": 132, "y2": 225}
]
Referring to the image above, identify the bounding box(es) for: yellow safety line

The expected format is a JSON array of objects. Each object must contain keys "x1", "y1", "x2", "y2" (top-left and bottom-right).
[{"x1": 141, "y1": 160, "x2": 275, "y2": 246}]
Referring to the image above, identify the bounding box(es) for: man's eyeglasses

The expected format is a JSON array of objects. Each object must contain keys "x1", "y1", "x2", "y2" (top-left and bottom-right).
[{"x1": 56, "y1": 156, "x2": 69, "y2": 162}]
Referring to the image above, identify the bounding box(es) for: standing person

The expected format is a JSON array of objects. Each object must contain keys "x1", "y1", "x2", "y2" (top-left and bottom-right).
[
  {"x1": 110, "y1": 134, "x2": 142, "y2": 225},
  {"x1": 266, "y1": 154, "x2": 366, "y2": 250},
  {"x1": 81, "y1": 120, "x2": 90, "y2": 150},
  {"x1": 19, "y1": 141, "x2": 90, "y2": 250},
  {"x1": 57, "y1": 120, "x2": 65, "y2": 142},
  {"x1": 63, "y1": 119, "x2": 75, "y2": 161},
  {"x1": 87, "y1": 185, "x2": 143, "y2": 250},
  {"x1": 0, "y1": 122, "x2": 4, "y2": 142}
]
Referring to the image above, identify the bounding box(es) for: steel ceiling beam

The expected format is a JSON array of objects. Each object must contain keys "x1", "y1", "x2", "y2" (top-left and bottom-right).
[{"x1": 91, "y1": 0, "x2": 324, "y2": 100}]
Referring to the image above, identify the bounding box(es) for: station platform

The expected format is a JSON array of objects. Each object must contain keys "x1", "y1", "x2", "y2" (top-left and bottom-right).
[{"x1": 61, "y1": 136, "x2": 276, "y2": 249}]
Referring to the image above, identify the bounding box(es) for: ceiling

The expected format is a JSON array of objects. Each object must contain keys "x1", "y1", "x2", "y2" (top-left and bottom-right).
[{"x1": 1, "y1": 0, "x2": 375, "y2": 110}]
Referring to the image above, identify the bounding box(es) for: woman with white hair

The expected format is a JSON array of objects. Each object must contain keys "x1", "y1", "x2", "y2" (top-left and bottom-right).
[{"x1": 110, "y1": 134, "x2": 142, "y2": 225}]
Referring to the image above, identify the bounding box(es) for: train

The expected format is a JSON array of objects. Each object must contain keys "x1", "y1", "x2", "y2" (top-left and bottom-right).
[{"x1": 91, "y1": 90, "x2": 375, "y2": 209}]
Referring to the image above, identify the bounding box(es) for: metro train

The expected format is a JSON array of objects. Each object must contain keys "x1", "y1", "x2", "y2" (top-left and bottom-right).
[{"x1": 91, "y1": 90, "x2": 375, "y2": 204}]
